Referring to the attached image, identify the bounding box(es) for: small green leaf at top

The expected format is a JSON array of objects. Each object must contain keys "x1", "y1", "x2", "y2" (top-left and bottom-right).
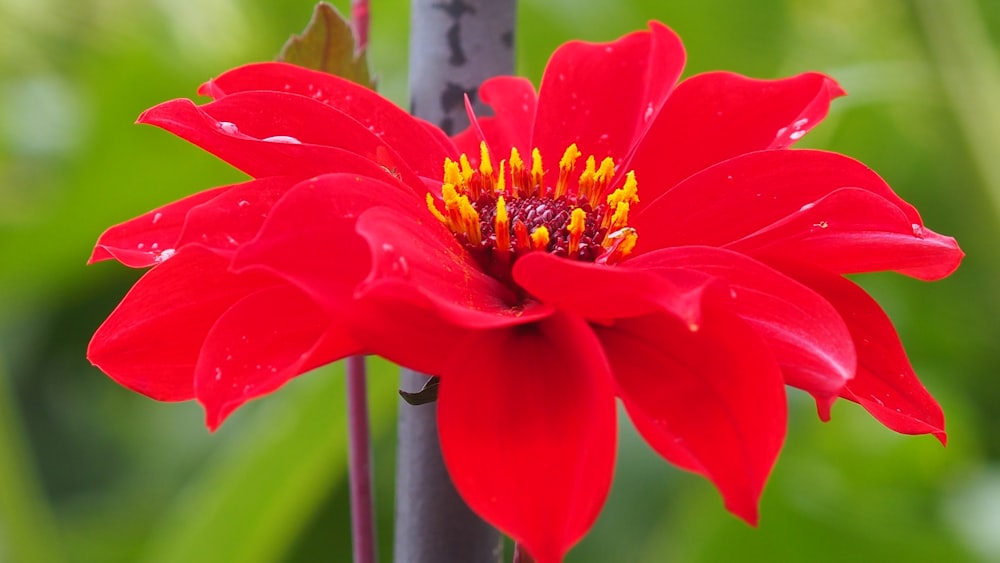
[{"x1": 277, "y1": 2, "x2": 376, "y2": 90}]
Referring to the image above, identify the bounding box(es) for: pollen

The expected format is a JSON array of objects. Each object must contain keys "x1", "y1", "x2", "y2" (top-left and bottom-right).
[{"x1": 426, "y1": 141, "x2": 641, "y2": 285}]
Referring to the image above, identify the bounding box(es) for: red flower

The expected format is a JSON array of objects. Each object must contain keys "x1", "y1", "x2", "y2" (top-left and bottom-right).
[{"x1": 88, "y1": 22, "x2": 963, "y2": 563}]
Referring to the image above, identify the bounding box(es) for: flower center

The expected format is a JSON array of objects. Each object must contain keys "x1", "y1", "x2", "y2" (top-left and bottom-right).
[{"x1": 426, "y1": 141, "x2": 639, "y2": 284}]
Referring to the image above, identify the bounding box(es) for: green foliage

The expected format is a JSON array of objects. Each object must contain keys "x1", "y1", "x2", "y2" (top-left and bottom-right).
[
  {"x1": 0, "y1": 0, "x2": 997, "y2": 562},
  {"x1": 277, "y1": 2, "x2": 376, "y2": 89}
]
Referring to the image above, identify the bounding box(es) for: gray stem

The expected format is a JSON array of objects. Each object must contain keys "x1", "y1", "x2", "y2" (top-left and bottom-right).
[{"x1": 394, "y1": 6, "x2": 515, "y2": 561}]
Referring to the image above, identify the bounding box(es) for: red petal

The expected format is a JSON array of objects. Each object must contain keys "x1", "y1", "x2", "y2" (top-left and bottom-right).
[
  {"x1": 452, "y1": 76, "x2": 537, "y2": 157},
  {"x1": 194, "y1": 284, "x2": 360, "y2": 430},
  {"x1": 597, "y1": 307, "x2": 787, "y2": 524},
  {"x1": 532, "y1": 22, "x2": 685, "y2": 165},
  {"x1": 198, "y1": 62, "x2": 455, "y2": 176},
  {"x1": 628, "y1": 72, "x2": 843, "y2": 199},
  {"x1": 437, "y1": 313, "x2": 617, "y2": 563},
  {"x1": 175, "y1": 176, "x2": 299, "y2": 253},
  {"x1": 777, "y1": 263, "x2": 947, "y2": 442},
  {"x1": 230, "y1": 175, "x2": 398, "y2": 313},
  {"x1": 90, "y1": 185, "x2": 228, "y2": 267},
  {"x1": 355, "y1": 206, "x2": 552, "y2": 328},
  {"x1": 628, "y1": 247, "x2": 854, "y2": 404},
  {"x1": 729, "y1": 187, "x2": 963, "y2": 280},
  {"x1": 231, "y1": 175, "x2": 481, "y2": 376},
  {"x1": 87, "y1": 246, "x2": 279, "y2": 401},
  {"x1": 632, "y1": 149, "x2": 920, "y2": 251},
  {"x1": 138, "y1": 97, "x2": 418, "y2": 183},
  {"x1": 512, "y1": 251, "x2": 704, "y2": 326}
]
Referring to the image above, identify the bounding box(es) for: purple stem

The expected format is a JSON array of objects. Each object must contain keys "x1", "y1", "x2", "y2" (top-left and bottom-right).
[{"x1": 347, "y1": 355, "x2": 377, "y2": 563}]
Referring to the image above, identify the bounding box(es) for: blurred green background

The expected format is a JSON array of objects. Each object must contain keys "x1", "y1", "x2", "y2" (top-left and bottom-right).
[{"x1": 1, "y1": 0, "x2": 997, "y2": 561}]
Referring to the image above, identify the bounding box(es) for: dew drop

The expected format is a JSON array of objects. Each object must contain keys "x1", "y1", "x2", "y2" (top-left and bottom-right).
[
  {"x1": 789, "y1": 130, "x2": 806, "y2": 140},
  {"x1": 214, "y1": 367, "x2": 222, "y2": 381},
  {"x1": 217, "y1": 121, "x2": 240, "y2": 135},
  {"x1": 911, "y1": 223, "x2": 925, "y2": 238},
  {"x1": 644, "y1": 103, "x2": 654, "y2": 122},
  {"x1": 136, "y1": 242, "x2": 145, "y2": 250},
  {"x1": 152, "y1": 212, "x2": 163, "y2": 224},
  {"x1": 151, "y1": 242, "x2": 159, "y2": 249},
  {"x1": 262, "y1": 135, "x2": 302, "y2": 144},
  {"x1": 381, "y1": 243, "x2": 394, "y2": 253},
  {"x1": 793, "y1": 118, "x2": 810, "y2": 128},
  {"x1": 154, "y1": 248, "x2": 176, "y2": 263},
  {"x1": 799, "y1": 202, "x2": 816, "y2": 212},
  {"x1": 238, "y1": 200, "x2": 250, "y2": 207}
]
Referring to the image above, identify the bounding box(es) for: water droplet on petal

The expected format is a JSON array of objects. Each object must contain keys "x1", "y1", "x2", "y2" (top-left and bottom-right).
[
  {"x1": 799, "y1": 202, "x2": 816, "y2": 212},
  {"x1": 152, "y1": 212, "x2": 163, "y2": 224},
  {"x1": 911, "y1": 223, "x2": 925, "y2": 238},
  {"x1": 154, "y1": 248, "x2": 176, "y2": 263},
  {"x1": 262, "y1": 135, "x2": 302, "y2": 144},
  {"x1": 217, "y1": 121, "x2": 240, "y2": 135},
  {"x1": 789, "y1": 130, "x2": 806, "y2": 140},
  {"x1": 238, "y1": 200, "x2": 250, "y2": 207},
  {"x1": 214, "y1": 367, "x2": 222, "y2": 381}
]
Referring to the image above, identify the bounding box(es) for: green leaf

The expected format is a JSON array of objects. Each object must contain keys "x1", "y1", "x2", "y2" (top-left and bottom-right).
[{"x1": 278, "y1": 2, "x2": 376, "y2": 89}]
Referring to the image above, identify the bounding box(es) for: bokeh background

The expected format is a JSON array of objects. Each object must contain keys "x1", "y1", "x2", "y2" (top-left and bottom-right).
[{"x1": 1, "y1": 0, "x2": 997, "y2": 561}]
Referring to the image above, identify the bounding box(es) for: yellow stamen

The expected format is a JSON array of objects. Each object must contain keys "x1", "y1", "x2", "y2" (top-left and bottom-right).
[
  {"x1": 479, "y1": 141, "x2": 493, "y2": 176},
  {"x1": 459, "y1": 154, "x2": 476, "y2": 197},
  {"x1": 600, "y1": 227, "x2": 637, "y2": 264},
  {"x1": 578, "y1": 156, "x2": 597, "y2": 201},
  {"x1": 442, "y1": 183, "x2": 482, "y2": 245},
  {"x1": 568, "y1": 207, "x2": 587, "y2": 255},
  {"x1": 496, "y1": 195, "x2": 510, "y2": 252},
  {"x1": 479, "y1": 141, "x2": 495, "y2": 195},
  {"x1": 530, "y1": 225, "x2": 550, "y2": 251},
  {"x1": 530, "y1": 148, "x2": 544, "y2": 196},
  {"x1": 555, "y1": 144, "x2": 582, "y2": 199},
  {"x1": 443, "y1": 158, "x2": 463, "y2": 189},
  {"x1": 509, "y1": 147, "x2": 525, "y2": 197},
  {"x1": 606, "y1": 170, "x2": 639, "y2": 209},
  {"x1": 426, "y1": 193, "x2": 447, "y2": 224},
  {"x1": 591, "y1": 157, "x2": 617, "y2": 207},
  {"x1": 605, "y1": 201, "x2": 630, "y2": 232},
  {"x1": 497, "y1": 160, "x2": 506, "y2": 195}
]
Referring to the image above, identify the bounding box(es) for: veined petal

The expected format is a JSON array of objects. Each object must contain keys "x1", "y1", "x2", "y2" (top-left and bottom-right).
[
  {"x1": 632, "y1": 149, "x2": 923, "y2": 251},
  {"x1": 138, "y1": 97, "x2": 417, "y2": 184},
  {"x1": 198, "y1": 62, "x2": 456, "y2": 176},
  {"x1": 194, "y1": 284, "x2": 360, "y2": 430},
  {"x1": 533, "y1": 22, "x2": 685, "y2": 165},
  {"x1": 512, "y1": 251, "x2": 704, "y2": 326},
  {"x1": 598, "y1": 307, "x2": 787, "y2": 524},
  {"x1": 628, "y1": 247, "x2": 855, "y2": 411},
  {"x1": 87, "y1": 245, "x2": 280, "y2": 401},
  {"x1": 628, "y1": 72, "x2": 843, "y2": 198},
  {"x1": 729, "y1": 187, "x2": 963, "y2": 280},
  {"x1": 90, "y1": 185, "x2": 229, "y2": 267},
  {"x1": 437, "y1": 313, "x2": 617, "y2": 563},
  {"x1": 777, "y1": 263, "x2": 947, "y2": 442},
  {"x1": 355, "y1": 206, "x2": 552, "y2": 328}
]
